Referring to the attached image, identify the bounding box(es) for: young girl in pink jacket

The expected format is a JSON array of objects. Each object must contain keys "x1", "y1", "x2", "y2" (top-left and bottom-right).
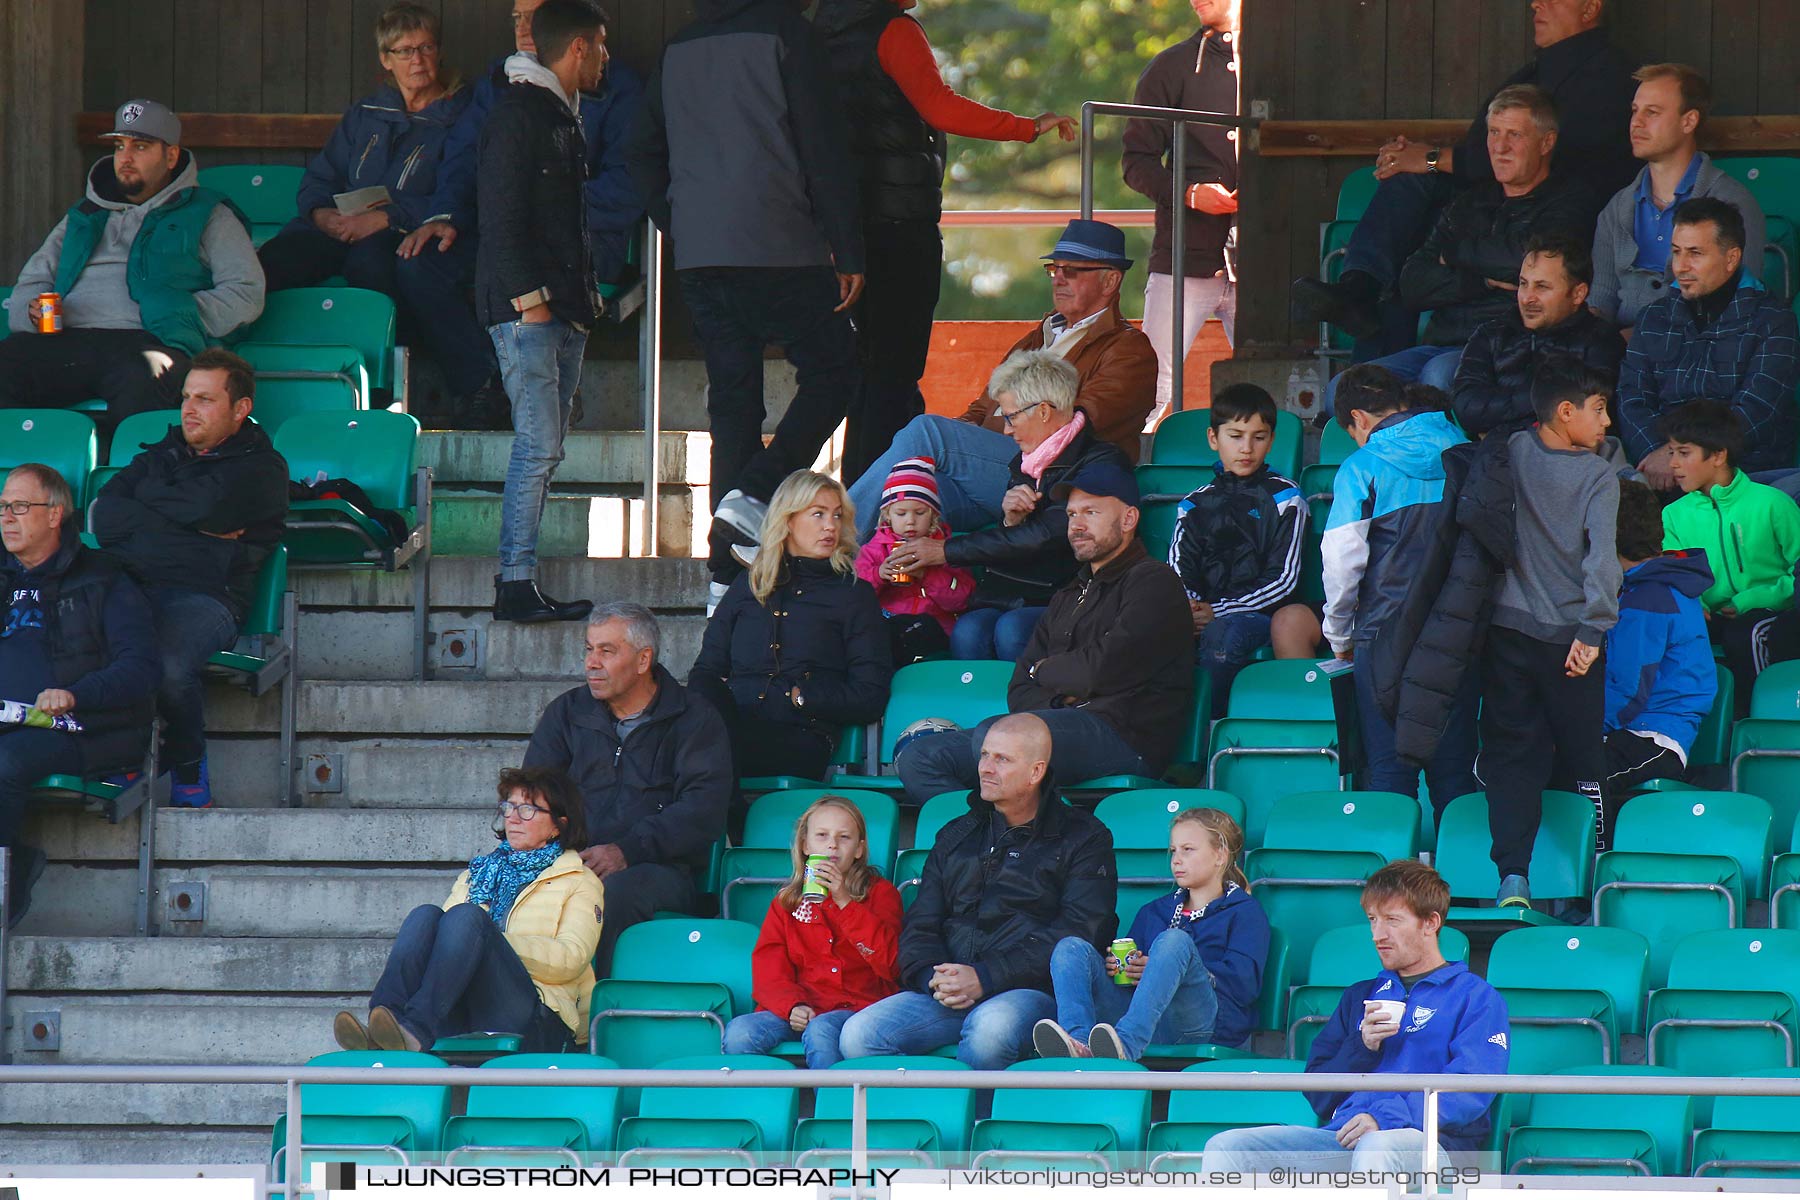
[{"x1": 853, "y1": 457, "x2": 975, "y2": 664}]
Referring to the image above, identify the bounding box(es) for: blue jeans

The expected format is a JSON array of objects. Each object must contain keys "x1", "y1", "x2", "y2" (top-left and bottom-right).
[
  {"x1": 848, "y1": 415, "x2": 1016, "y2": 542},
  {"x1": 949, "y1": 606, "x2": 1046, "y2": 662},
  {"x1": 1049, "y1": 931, "x2": 1220, "y2": 1060},
  {"x1": 896, "y1": 709, "x2": 1150, "y2": 805},
  {"x1": 1198, "y1": 611, "x2": 1273, "y2": 718},
  {"x1": 723, "y1": 1007, "x2": 854, "y2": 1069},
  {"x1": 1203, "y1": 1123, "x2": 1445, "y2": 1174},
  {"x1": 492, "y1": 318, "x2": 587, "y2": 582},
  {"x1": 1353, "y1": 651, "x2": 1479, "y2": 823},
  {"x1": 144, "y1": 586, "x2": 240, "y2": 768},
  {"x1": 1324, "y1": 345, "x2": 1463, "y2": 416},
  {"x1": 371, "y1": 902, "x2": 552, "y2": 1048},
  {"x1": 0, "y1": 728, "x2": 82, "y2": 846},
  {"x1": 838, "y1": 986, "x2": 1054, "y2": 1070},
  {"x1": 1341, "y1": 172, "x2": 1459, "y2": 360}
]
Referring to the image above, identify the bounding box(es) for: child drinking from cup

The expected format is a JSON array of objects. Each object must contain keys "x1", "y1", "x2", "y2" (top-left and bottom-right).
[{"x1": 854, "y1": 456, "x2": 975, "y2": 664}]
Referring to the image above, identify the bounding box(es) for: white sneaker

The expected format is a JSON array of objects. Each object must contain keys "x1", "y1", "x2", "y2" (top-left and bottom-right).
[
  {"x1": 713, "y1": 490, "x2": 767, "y2": 541},
  {"x1": 706, "y1": 579, "x2": 730, "y2": 618}
]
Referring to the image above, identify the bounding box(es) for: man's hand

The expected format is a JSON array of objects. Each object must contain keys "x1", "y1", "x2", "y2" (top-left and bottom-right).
[
  {"x1": 929, "y1": 963, "x2": 984, "y2": 1010},
  {"x1": 33, "y1": 689, "x2": 76, "y2": 716},
  {"x1": 1033, "y1": 113, "x2": 1077, "y2": 143},
  {"x1": 835, "y1": 273, "x2": 865, "y2": 313},
  {"x1": 1485, "y1": 278, "x2": 1519, "y2": 292},
  {"x1": 397, "y1": 220, "x2": 459, "y2": 258},
  {"x1": 1375, "y1": 136, "x2": 1432, "y2": 180},
  {"x1": 338, "y1": 209, "x2": 391, "y2": 243},
  {"x1": 311, "y1": 208, "x2": 350, "y2": 240},
  {"x1": 1186, "y1": 183, "x2": 1239, "y2": 215},
  {"x1": 580, "y1": 843, "x2": 627, "y2": 879},
  {"x1": 1334, "y1": 647, "x2": 1355, "y2": 664},
  {"x1": 1565, "y1": 639, "x2": 1600, "y2": 678},
  {"x1": 1001, "y1": 484, "x2": 1042, "y2": 526},
  {"x1": 519, "y1": 302, "x2": 553, "y2": 325},
  {"x1": 1637, "y1": 445, "x2": 1676, "y2": 492},
  {"x1": 1360, "y1": 1001, "x2": 1401, "y2": 1051},
  {"x1": 202, "y1": 528, "x2": 244, "y2": 540},
  {"x1": 1336, "y1": 1113, "x2": 1380, "y2": 1148},
  {"x1": 1719, "y1": 603, "x2": 1740, "y2": 619},
  {"x1": 788, "y1": 1004, "x2": 815, "y2": 1032},
  {"x1": 896, "y1": 537, "x2": 947, "y2": 571},
  {"x1": 1190, "y1": 599, "x2": 1215, "y2": 634}
]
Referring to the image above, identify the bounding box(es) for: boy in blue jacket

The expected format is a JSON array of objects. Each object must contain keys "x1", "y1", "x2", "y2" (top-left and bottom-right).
[
  {"x1": 1602, "y1": 480, "x2": 1717, "y2": 848},
  {"x1": 1204, "y1": 861, "x2": 1509, "y2": 1173}
]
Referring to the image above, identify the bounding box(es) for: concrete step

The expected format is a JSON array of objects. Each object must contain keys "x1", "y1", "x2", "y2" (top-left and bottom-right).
[
  {"x1": 7, "y1": 936, "x2": 387, "y2": 993},
  {"x1": 215, "y1": 736, "x2": 526, "y2": 808},
  {"x1": 422, "y1": 429, "x2": 709, "y2": 487},
  {"x1": 4, "y1": 994, "x2": 366, "y2": 1064},
  {"x1": 0, "y1": 1126, "x2": 272, "y2": 1164},
  {"x1": 210, "y1": 680, "x2": 571, "y2": 738},
  {"x1": 26, "y1": 806, "x2": 493, "y2": 865},
  {"x1": 430, "y1": 488, "x2": 700, "y2": 558},
  {"x1": 296, "y1": 608, "x2": 704, "y2": 681},
  {"x1": 294, "y1": 553, "x2": 709, "y2": 611},
  {"x1": 578, "y1": 357, "x2": 797, "y2": 433},
  {"x1": 0, "y1": 1082, "x2": 286, "y2": 1134}
]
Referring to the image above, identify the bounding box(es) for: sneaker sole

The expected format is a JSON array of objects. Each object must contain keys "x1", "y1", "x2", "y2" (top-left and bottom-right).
[
  {"x1": 1032, "y1": 1020, "x2": 1074, "y2": 1058},
  {"x1": 333, "y1": 1012, "x2": 372, "y2": 1051},
  {"x1": 1089, "y1": 1024, "x2": 1128, "y2": 1059}
]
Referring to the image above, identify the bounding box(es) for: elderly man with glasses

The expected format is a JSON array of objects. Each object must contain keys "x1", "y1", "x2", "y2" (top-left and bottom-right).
[{"x1": 846, "y1": 219, "x2": 1157, "y2": 546}]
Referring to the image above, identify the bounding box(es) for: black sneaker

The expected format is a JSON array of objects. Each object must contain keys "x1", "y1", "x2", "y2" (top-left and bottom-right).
[
  {"x1": 492, "y1": 575, "x2": 594, "y2": 623},
  {"x1": 1290, "y1": 272, "x2": 1383, "y2": 341}
]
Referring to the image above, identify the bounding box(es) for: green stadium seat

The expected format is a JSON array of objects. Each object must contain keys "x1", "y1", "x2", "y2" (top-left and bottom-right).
[
  {"x1": 198, "y1": 164, "x2": 305, "y2": 246},
  {"x1": 739, "y1": 723, "x2": 868, "y2": 792},
  {"x1": 1690, "y1": 1069, "x2": 1800, "y2": 1179},
  {"x1": 237, "y1": 341, "x2": 370, "y2": 409},
  {"x1": 1134, "y1": 463, "x2": 1212, "y2": 505},
  {"x1": 588, "y1": 919, "x2": 756, "y2": 1069},
  {"x1": 1690, "y1": 663, "x2": 1735, "y2": 768},
  {"x1": 970, "y1": 1060, "x2": 1153, "y2": 1170},
  {"x1": 719, "y1": 789, "x2": 897, "y2": 922},
  {"x1": 1148, "y1": 408, "x2": 1304, "y2": 482},
  {"x1": 1146, "y1": 1058, "x2": 1315, "y2": 1169},
  {"x1": 1648, "y1": 929, "x2": 1800, "y2": 1074},
  {"x1": 794, "y1": 1056, "x2": 975, "y2": 1169},
  {"x1": 1486, "y1": 925, "x2": 1650, "y2": 1069},
  {"x1": 1729, "y1": 720, "x2": 1800, "y2": 851},
  {"x1": 615, "y1": 1054, "x2": 797, "y2": 1166},
  {"x1": 429, "y1": 1033, "x2": 522, "y2": 1059},
  {"x1": 894, "y1": 791, "x2": 967, "y2": 907},
  {"x1": 206, "y1": 543, "x2": 297, "y2": 803},
  {"x1": 105, "y1": 409, "x2": 183, "y2": 463},
  {"x1": 1715, "y1": 157, "x2": 1800, "y2": 300},
  {"x1": 1096, "y1": 788, "x2": 1244, "y2": 880},
  {"x1": 0, "y1": 410, "x2": 96, "y2": 520},
  {"x1": 1207, "y1": 661, "x2": 1345, "y2": 821},
  {"x1": 1283, "y1": 923, "x2": 1471, "y2": 1058},
  {"x1": 1775, "y1": 824, "x2": 1800, "y2": 930},
  {"x1": 269, "y1": 1050, "x2": 451, "y2": 1181},
  {"x1": 1137, "y1": 498, "x2": 1180, "y2": 562},
  {"x1": 274, "y1": 410, "x2": 431, "y2": 679},
  {"x1": 0, "y1": 286, "x2": 12, "y2": 338},
  {"x1": 832, "y1": 660, "x2": 1014, "y2": 792},
  {"x1": 441, "y1": 1053, "x2": 622, "y2": 1166},
  {"x1": 1595, "y1": 791, "x2": 1773, "y2": 985},
  {"x1": 234, "y1": 286, "x2": 398, "y2": 393},
  {"x1": 1435, "y1": 791, "x2": 1595, "y2": 927},
  {"x1": 1505, "y1": 1065, "x2": 1690, "y2": 1177}
]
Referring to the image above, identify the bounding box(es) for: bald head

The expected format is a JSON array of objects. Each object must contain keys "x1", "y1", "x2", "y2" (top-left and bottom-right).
[{"x1": 978, "y1": 714, "x2": 1052, "y2": 821}]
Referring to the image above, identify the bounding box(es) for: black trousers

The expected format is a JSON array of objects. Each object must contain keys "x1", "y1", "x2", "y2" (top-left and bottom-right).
[
  {"x1": 687, "y1": 673, "x2": 835, "y2": 840},
  {"x1": 0, "y1": 329, "x2": 185, "y2": 421},
  {"x1": 1711, "y1": 609, "x2": 1800, "y2": 717},
  {"x1": 1478, "y1": 626, "x2": 1606, "y2": 880},
  {"x1": 842, "y1": 218, "x2": 943, "y2": 484},
  {"x1": 598, "y1": 862, "x2": 700, "y2": 977},
  {"x1": 1599, "y1": 728, "x2": 1687, "y2": 852},
  {"x1": 886, "y1": 611, "x2": 950, "y2": 666}
]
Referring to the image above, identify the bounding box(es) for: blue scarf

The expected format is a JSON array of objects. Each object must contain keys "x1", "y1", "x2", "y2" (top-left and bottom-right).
[{"x1": 465, "y1": 841, "x2": 564, "y2": 928}]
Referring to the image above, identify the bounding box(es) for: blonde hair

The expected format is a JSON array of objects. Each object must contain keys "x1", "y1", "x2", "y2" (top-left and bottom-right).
[
  {"x1": 1172, "y1": 807, "x2": 1249, "y2": 892},
  {"x1": 775, "y1": 795, "x2": 876, "y2": 910},
  {"x1": 748, "y1": 471, "x2": 859, "y2": 604}
]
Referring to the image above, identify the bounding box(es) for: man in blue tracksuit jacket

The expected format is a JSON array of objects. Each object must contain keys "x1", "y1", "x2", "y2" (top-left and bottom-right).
[{"x1": 1204, "y1": 862, "x2": 1509, "y2": 1172}]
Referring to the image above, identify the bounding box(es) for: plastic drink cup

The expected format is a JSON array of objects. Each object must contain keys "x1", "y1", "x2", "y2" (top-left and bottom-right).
[{"x1": 1365, "y1": 999, "x2": 1406, "y2": 1027}]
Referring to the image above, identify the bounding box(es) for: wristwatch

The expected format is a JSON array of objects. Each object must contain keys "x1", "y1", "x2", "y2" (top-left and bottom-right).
[{"x1": 1425, "y1": 149, "x2": 1442, "y2": 174}]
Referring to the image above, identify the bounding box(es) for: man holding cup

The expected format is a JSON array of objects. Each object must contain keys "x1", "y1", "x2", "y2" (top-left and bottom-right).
[{"x1": 1203, "y1": 861, "x2": 1510, "y2": 1173}]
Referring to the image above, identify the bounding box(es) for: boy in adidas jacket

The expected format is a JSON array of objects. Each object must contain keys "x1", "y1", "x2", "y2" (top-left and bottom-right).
[{"x1": 1203, "y1": 862, "x2": 1509, "y2": 1172}]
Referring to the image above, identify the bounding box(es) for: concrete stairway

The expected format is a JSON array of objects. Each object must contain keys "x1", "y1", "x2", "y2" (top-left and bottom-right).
[{"x1": 1, "y1": 428, "x2": 716, "y2": 1164}]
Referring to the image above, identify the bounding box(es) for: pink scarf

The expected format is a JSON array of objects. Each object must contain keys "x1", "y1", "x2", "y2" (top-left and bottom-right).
[{"x1": 1020, "y1": 410, "x2": 1087, "y2": 481}]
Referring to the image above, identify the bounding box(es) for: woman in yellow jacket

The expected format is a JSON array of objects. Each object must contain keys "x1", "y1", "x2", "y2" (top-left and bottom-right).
[{"x1": 333, "y1": 766, "x2": 604, "y2": 1053}]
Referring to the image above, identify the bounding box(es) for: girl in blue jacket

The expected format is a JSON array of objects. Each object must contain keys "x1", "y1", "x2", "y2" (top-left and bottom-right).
[{"x1": 1034, "y1": 807, "x2": 1270, "y2": 1059}]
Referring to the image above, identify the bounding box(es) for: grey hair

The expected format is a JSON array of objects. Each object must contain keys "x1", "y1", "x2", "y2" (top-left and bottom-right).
[
  {"x1": 987, "y1": 349, "x2": 1079, "y2": 417},
  {"x1": 5, "y1": 463, "x2": 74, "y2": 514},
  {"x1": 1488, "y1": 83, "x2": 1559, "y2": 134},
  {"x1": 587, "y1": 600, "x2": 661, "y2": 662}
]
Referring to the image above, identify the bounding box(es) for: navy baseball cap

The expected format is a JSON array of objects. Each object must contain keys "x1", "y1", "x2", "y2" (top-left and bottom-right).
[{"x1": 1052, "y1": 460, "x2": 1140, "y2": 507}]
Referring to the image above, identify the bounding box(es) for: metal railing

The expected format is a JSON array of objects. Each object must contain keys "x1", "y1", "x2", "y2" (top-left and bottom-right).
[{"x1": 9, "y1": 1061, "x2": 1800, "y2": 1197}]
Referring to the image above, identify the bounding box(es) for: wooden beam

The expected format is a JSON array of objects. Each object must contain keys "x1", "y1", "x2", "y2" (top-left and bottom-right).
[
  {"x1": 1257, "y1": 115, "x2": 1800, "y2": 157},
  {"x1": 75, "y1": 111, "x2": 340, "y2": 148}
]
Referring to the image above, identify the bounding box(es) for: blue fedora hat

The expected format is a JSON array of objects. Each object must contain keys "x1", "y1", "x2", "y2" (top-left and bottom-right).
[{"x1": 1042, "y1": 218, "x2": 1133, "y2": 271}]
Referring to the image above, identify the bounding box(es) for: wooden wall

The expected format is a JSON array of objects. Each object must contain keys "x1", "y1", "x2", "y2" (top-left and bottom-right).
[
  {"x1": 1239, "y1": 0, "x2": 1800, "y2": 351},
  {"x1": 2, "y1": 1, "x2": 86, "y2": 284}
]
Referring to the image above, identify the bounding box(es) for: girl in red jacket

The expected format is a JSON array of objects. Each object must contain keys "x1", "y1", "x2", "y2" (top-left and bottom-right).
[
  {"x1": 723, "y1": 795, "x2": 904, "y2": 1067},
  {"x1": 853, "y1": 456, "x2": 975, "y2": 664}
]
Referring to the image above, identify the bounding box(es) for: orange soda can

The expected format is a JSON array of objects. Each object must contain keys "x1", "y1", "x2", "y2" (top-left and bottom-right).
[{"x1": 35, "y1": 293, "x2": 63, "y2": 334}]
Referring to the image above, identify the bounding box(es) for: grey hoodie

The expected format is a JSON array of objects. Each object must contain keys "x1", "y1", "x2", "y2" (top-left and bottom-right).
[
  {"x1": 504, "y1": 51, "x2": 580, "y2": 117},
  {"x1": 9, "y1": 151, "x2": 265, "y2": 338},
  {"x1": 1495, "y1": 428, "x2": 1622, "y2": 647}
]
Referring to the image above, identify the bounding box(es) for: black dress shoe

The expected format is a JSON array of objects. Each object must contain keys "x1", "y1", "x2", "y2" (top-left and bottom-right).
[
  {"x1": 493, "y1": 576, "x2": 595, "y2": 623},
  {"x1": 1290, "y1": 272, "x2": 1383, "y2": 341}
]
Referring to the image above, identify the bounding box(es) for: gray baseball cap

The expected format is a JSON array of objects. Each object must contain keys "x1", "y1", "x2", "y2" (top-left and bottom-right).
[{"x1": 103, "y1": 99, "x2": 181, "y2": 145}]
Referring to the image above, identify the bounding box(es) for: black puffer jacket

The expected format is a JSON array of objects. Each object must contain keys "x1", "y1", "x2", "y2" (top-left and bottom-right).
[
  {"x1": 523, "y1": 664, "x2": 731, "y2": 879},
  {"x1": 1168, "y1": 465, "x2": 1305, "y2": 616},
  {"x1": 475, "y1": 66, "x2": 597, "y2": 329},
  {"x1": 689, "y1": 555, "x2": 893, "y2": 731},
  {"x1": 1452, "y1": 308, "x2": 1625, "y2": 439},
  {"x1": 945, "y1": 415, "x2": 1133, "y2": 608},
  {"x1": 898, "y1": 777, "x2": 1117, "y2": 995},
  {"x1": 816, "y1": 0, "x2": 947, "y2": 224},
  {"x1": 1399, "y1": 174, "x2": 1598, "y2": 347}
]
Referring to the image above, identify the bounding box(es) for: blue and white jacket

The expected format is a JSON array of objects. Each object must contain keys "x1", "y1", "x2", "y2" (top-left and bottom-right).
[
  {"x1": 1124, "y1": 883, "x2": 1270, "y2": 1049},
  {"x1": 1321, "y1": 411, "x2": 1469, "y2": 654},
  {"x1": 1168, "y1": 465, "x2": 1305, "y2": 617},
  {"x1": 1605, "y1": 551, "x2": 1717, "y2": 759},
  {"x1": 1305, "y1": 960, "x2": 1511, "y2": 1151}
]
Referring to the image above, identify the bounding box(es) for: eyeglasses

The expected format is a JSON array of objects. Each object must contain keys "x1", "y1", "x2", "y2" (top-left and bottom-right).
[
  {"x1": 0, "y1": 501, "x2": 54, "y2": 517},
  {"x1": 999, "y1": 401, "x2": 1048, "y2": 428},
  {"x1": 1042, "y1": 264, "x2": 1115, "y2": 279},
  {"x1": 499, "y1": 799, "x2": 546, "y2": 820},
  {"x1": 383, "y1": 42, "x2": 439, "y2": 59}
]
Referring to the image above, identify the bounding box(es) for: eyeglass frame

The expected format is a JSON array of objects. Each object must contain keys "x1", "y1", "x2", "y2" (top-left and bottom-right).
[
  {"x1": 999, "y1": 400, "x2": 1050, "y2": 428},
  {"x1": 382, "y1": 41, "x2": 440, "y2": 59},
  {"x1": 1042, "y1": 263, "x2": 1118, "y2": 279},
  {"x1": 0, "y1": 501, "x2": 57, "y2": 517},
  {"x1": 498, "y1": 798, "x2": 548, "y2": 820}
]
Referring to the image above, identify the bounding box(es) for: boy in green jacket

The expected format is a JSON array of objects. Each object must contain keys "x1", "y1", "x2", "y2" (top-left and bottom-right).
[{"x1": 1660, "y1": 400, "x2": 1800, "y2": 714}]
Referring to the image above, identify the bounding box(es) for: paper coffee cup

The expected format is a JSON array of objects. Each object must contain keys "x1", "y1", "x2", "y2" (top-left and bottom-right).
[{"x1": 1365, "y1": 999, "x2": 1406, "y2": 1026}]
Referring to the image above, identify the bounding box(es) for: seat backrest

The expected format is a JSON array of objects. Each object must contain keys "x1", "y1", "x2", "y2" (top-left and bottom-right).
[
  {"x1": 990, "y1": 1060, "x2": 1152, "y2": 1151},
  {"x1": 274, "y1": 410, "x2": 420, "y2": 512},
  {"x1": 0, "y1": 410, "x2": 96, "y2": 509},
  {"x1": 107, "y1": 410, "x2": 183, "y2": 465},
  {"x1": 1665, "y1": 929, "x2": 1800, "y2": 999},
  {"x1": 1165, "y1": 1058, "x2": 1312, "y2": 1126},
  {"x1": 608, "y1": 919, "x2": 759, "y2": 1015},
  {"x1": 197, "y1": 164, "x2": 306, "y2": 230},
  {"x1": 240, "y1": 543, "x2": 289, "y2": 640},
  {"x1": 465, "y1": 1054, "x2": 622, "y2": 1150},
  {"x1": 1613, "y1": 790, "x2": 1773, "y2": 896},
  {"x1": 1317, "y1": 419, "x2": 1359, "y2": 468},
  {"x1": 236, "y1": 286, "x2": 397, "y2": 390},
  {"x1": 1258, "y1": 790, "x2": 1419, "y2": 860},
  {"x1": 1487, "y1": 925, "x2": 1650, "y2": 1035},
  {"x1": 1136, "y1": 499, "x2": 1180, "y2": 562},
  {"x1": 816, "y1": 1057, "x2": 975, "y2": 1152},
  {"x1": 0, "y1": 286, "x2": 12, "y2": 338},
  {"x1": 878, "y1": 660, "x2": 1014, "y2": 762},
  {"x1": 299, "y1": 1050, "x2": 453, "y2": 1150},
  {"x1": 1526, "y1": 1066, "x2": 1691, "y2": 1176},
  {"x1": 1149, "y1": 409, "x2": 1303, "y2": 481},
  {"x1": 1304, "y1": 922, "x2": 1471, "y2": 986},
  {"x1": 250, "y1": 376, "x2": 362, "y2": 435},
  {"x1": 1436, "y1": 791, "x2": 1594, "y2": 901},
  {"x1": 913, "y1": 791, "x2": 972, "y2": 850},
  {"x1": 1094, "y1": 789, "x2": 1245, "y2": 850},
  {"x1": 1750, "y1": 660, "x2": 1800, "y2": 719},
  {"x1": 1336, "y1": 166, "x2": 1380, "y2": 222},
  {"x1": 637, "y1": 1055, "x2": 798, "y2": 1152},
  {"x1": 1225, "y1": 659, "x2": 1338, "y2": 721},
  {"x1": 740, "y1": 788, "x2": 899, "y2": 881}
]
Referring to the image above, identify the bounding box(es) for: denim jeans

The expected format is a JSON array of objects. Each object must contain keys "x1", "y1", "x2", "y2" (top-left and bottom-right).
[
  {"x1": 1203, "y1": 1123, "x2": 1445, "y2": 1175},
  {"x1": 1353, "y1": 649, "x2": 1479, "y2": 823},
  {"x1": 847, "y1": 416, "x2": 1016, "y2": 542},
  {"x1": 1341, "y1": 172, "x2": 1458, "y2": 360},
  {"x1": 1144, "y1": 272, "x2": 1236, "y2": 426},
  {"x1": 838, "y1": 986, "x2": 1054, "y2": 1070},
  {"x1": 144, "y1": 586, "x2": 240, "y2": 768},
  {"x1": 491, "y1": 317, "x2": 587, "y2": 582},
  {"x1": 1324, "y1": 345, "x2": 1463, "y2": 416},
  {"x1": 0, "y1": 728, "x2": 82, "y2": 846},
  {"x1": 949, "y1": 606, "x2": 1046, "y2": 662},
  {"x1": 723, "y1": 1007, "x2": 854, "y2": 1069},
  {"x1": 1197, "y1": 611, "x2": 1273, "y2": 718},
  {"x1": 371, "y1": 902, "x2": 554, "y2": 1048},
  {"x1": 1049, "y1": 931, "x2": 1220, "y2": 1060},
  {"x1": 896, "y1": 709, "x2": 1150, "y2": 805}
]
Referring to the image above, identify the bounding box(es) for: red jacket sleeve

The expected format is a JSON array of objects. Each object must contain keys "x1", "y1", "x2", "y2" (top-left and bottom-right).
[
  {"x1": 854, "y1": 539, "x2": 887, "y2": 590},
  {"x1": 923, "y1": 562, "x2": 975, "y2": 616},
  {"x1": 877, "y1": 18, "x2": 1038, "y2": 144},
  {"x1": 749, "y1": 900, "x2": 810, "y2": 1019},
  {"x1": 823, "y1": 879, "x2": 904, "y2": 987}
]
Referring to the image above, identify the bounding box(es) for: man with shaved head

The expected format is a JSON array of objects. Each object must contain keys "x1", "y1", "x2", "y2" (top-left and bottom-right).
[{"x1": 838, "y1": 713, "x2": 1117, "y2": 1069}]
